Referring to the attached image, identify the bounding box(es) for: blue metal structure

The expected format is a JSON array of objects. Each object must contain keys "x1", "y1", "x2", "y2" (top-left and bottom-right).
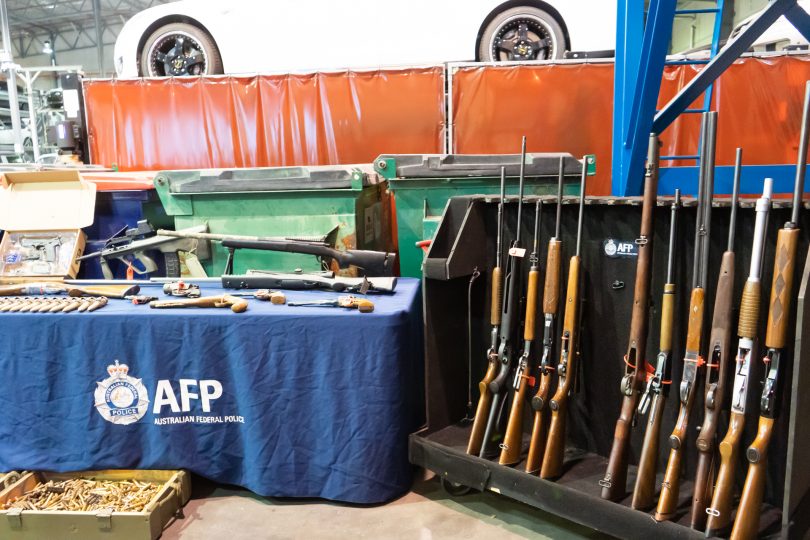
[{"x1": 612, "y1": 0, "x2": 810, "y2": 196}]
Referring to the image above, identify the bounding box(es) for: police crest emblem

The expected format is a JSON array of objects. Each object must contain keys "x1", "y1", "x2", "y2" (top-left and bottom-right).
[{"x1": 94, "y1": 360, "x2": 149, "y2": 425}]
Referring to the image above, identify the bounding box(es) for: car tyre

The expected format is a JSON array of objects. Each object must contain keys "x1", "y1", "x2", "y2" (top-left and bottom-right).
[
  {"x1": 140, "y1": 22, "x2": 223, "y2": 77},
  {"x1": 479, "y1": 7, "x2": 566, "y2": 62}
]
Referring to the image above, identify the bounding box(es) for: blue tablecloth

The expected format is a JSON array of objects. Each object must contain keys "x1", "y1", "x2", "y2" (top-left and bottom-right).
[{"x1": 0, "y1": 279, "x2": 423, "y2": 504}]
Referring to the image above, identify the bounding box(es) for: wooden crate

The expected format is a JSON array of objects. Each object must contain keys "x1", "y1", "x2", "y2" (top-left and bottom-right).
[{"x1": 0, "y1": 470, "x2": 190, "y2": 540}]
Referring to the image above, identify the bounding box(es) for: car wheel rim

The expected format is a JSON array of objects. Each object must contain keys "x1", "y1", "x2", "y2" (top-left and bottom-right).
[
  {"x1": 490, "y1": 16, "x2": 557, "y2": 61},
  {"x1": 147, "y1": 31, "x2": 207, "y2": 76}
]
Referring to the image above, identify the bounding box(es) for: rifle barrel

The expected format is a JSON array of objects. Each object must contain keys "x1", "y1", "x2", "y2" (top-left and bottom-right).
[
  {"x1": 729, "y1": 148, "x2": 742, "y2": 251},
  {"x1": 555, "y1": 156, "x2": 564, "y2": 239},
  {"x1": 794, "y1": 80, "x2": 810, "y2": 225},
  {"x1": 575, "y1": 158, "x2": 586, "y2": 257},
  {"x1": 666, "y1": 189, "x2": 680, "y2": 283},
  {"x1": 496, "y1": 168, "x2": 505, "y2": 269},
  {"x1": 515, "y1": 137, "x2": 527, "y2": 244}
]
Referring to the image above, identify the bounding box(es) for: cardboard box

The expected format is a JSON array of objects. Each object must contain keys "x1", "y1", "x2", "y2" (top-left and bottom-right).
[
  {"x1": 0, "y1": 170, "x2": 96, "y2": 279},
  {"x1": 0, "y1": 470, "x2": 191, "y2": 540}
]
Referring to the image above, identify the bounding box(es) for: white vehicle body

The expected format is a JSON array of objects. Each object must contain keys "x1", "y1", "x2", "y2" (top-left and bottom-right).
[
  {"x1": 740, "y1": 0, "x2": 810, "y2": 51},
  {"x1": 114, "y1": 0, "x2": 617, "y2": 77}
]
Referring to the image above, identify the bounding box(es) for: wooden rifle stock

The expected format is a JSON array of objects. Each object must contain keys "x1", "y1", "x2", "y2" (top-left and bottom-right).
[
  {"x1": 707, "y1": 412, "x2": 745, "y2": 536},
  {"x1": 730, "y1": 418, "x2": 774, "y2": 540},
  {"x1": 542, "y1": 241, "x2": 561, "y2": 313},
  {"x1": 500, "y1": 265, "x2": 540, "y2": 465},
  {"x1": 540, "y1": 255, "x2": 581, "y2": 478},
  {"x1": 655, "y1": 287, "x2": 705, "y2": 521},
  {"x1": 632, "y1": 280, "x2": 676, "y2": 510},
  {"x1": 150, "y1": 294, "x2": 249, "y2": 312},
  {"x1": 692, "y1": 251, "x2": 735, "y2": 530},
  {"x1": 632, "y1": 388, "x2": 666, "y2": 510},
  {"x1": 467, "y1": 267, "x2": 502, "y2": 456},
  {"x1": 525, "y1": 239, "x2": 562, "y2": 473}
]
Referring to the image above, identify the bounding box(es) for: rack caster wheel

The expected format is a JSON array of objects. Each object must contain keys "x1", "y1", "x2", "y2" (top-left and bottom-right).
[{"x1": 440, "y1": 476, "x2": 472, "y2": 496}]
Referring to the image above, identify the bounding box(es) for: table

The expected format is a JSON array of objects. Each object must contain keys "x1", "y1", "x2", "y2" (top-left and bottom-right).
[{"x1": 0, "y1": 279, "x2": 423, "y2": 504}]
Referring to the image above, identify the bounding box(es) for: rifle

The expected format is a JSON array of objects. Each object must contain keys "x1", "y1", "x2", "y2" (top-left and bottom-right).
[
  {"x1": 540, "y1": 157, "x2": 588, "y2": 479},
  {"x1": 525, "y1": 157, "x2": 564, "y2": 474},
  {"x1": 631, "y1": 188, "x2": 681, "y2": 510},
  {"x1": 600, "y1": 133, "x2": 660, "y2": 500},
  {"x1": 467, "y1": 168, "x2": 506, "y2": 456},
  {"x1": 705, "y1": 178, "x2": 773, "y2": 537},
  {"x1": 691, "y1": 149, "x2": 741, "y2": 530},
  {"x1": 655, "y1": 111, "x2": 716, "y2": 522},
  {"x1": 221, "y1": 271, "x2": 397, "y2": 294},
  {"x1": 158, "y1": 229, "x2": 396, "y2": 277},
  {"x1": 500, "y1": 198, "x2": 542, "y2": 465},
  {"x1": 78, "y1": 225, "x2": 209, "y2": 279},
  {"x1": 479, "y1": 137, "x2": 528, "y2": 458},
  {"x1": 730, "y1": 80, "x2": 810, "y2": 540},
  {"x1": 0, "y1": 282, "x2": 140, "y2": 299}
]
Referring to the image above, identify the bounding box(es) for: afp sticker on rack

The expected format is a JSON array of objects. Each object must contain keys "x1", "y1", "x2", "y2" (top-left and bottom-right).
[
  {"x1": 93, "y1": 360, "x2": 245, "y2": 426},
  {"x1": 603, "y1": 238, "x2": 639, "y2": 259}
]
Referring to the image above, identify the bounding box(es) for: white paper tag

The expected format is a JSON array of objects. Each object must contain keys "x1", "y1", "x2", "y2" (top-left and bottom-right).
[{"x1": 509, "y1": 247, "x2": 526, "y2": 258}]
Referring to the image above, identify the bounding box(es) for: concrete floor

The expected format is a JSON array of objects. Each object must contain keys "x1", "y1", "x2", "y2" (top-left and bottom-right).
[{"x1": 162, "y1": 473, "x2": 610, "y2": 540}]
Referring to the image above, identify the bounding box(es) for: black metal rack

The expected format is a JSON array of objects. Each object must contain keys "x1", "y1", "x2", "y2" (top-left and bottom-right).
[{"x1": 411, "y1": 195, "x2": 810, "y2": 539}]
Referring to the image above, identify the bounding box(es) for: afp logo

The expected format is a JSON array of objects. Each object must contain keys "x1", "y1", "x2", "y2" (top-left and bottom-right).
[
  {"x1": 94, "y1": 361, "x2": 150, "y2": 425},
  {"x1": 604, "y1": 239, "x2": 638, "y2": 259}
]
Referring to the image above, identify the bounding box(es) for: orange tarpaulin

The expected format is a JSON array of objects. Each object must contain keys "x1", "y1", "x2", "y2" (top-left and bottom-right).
[
  {"x1": 85, "y1": 68, "x2": 446, "y2": 172},
  {"x1": 452, "y1": 55, "x2": 810, "y2": 195},
  {"x1": 85, "y1": 57, "x2": 810, "y2": 196}
]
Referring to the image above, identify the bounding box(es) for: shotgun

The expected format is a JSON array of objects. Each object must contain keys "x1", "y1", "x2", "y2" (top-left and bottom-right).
[
  {"x1": 704, "y1": 177, "x2": 773, "y2": 537},
  {"x1": 691, "y1": 149, "x2": 741, "y2": 530},
  {"x1": 655, "y1": 111, "x2": 716, "y2": 522},
  {"x1": 540, "y1": 158, "x2": 587, "y2": 479},
  {"x1": 600, "y1": 133, "x2": 660, "y2": 500},
  {"x1": 631, "y1": 189, "x2": 681, "y2": 510},
  {"x1": 467, "y1": 168, "x2": 507, "y2": 456},
  {"x1": 525, "y1": 158, "x2": 564, "y2": 473},
  {"x1": 479, "y1": 137, "x2": 528, "y2": 458},
  {"x1": 730, "y1": 80, "x2": 810, "y2": 540},
  {"x1": 500, "y1": 199, "x2": 542, "y2": 465}
]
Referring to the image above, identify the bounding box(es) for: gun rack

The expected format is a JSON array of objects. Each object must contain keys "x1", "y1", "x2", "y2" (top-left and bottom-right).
[{"x1": 413, "y1": 195, "x2": 810, "y2": 539}]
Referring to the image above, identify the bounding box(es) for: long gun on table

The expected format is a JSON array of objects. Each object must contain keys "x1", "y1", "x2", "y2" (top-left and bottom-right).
[
  {"x1": 500, "y1": 197, "x2": 542, "y2": 465},
  {"x1": 525, "y1": 158, "x2": 565, "y2": 473},
  {"x1": 704, "y1": 177, "x2": 773, "y2": 537},
  {"x1": 467, "y1": 167, "x2": 507, "y2": 456},
  {"x1": 631, "y1": 188, "x2": 681, "y2": 510},
  {"x1": 158, "y1": 229, "x2": 397, "y2": 277},
  {"x1": 0, "y1": 282, "x2": 140, "y2": 299},
  {"x1": 691, "y1": 149, "x2": 742, "y2": 531},
  {"x1": 479, "y1": 137, "x2": 528, "y2": 458},
  {"x1": 600, "y1": 133, "x2": 661, "y2": 500},
  {"x1": 655, "y1": 111, "x2": 716, "y2": 522},
  {"x1": 78, "y1": 224, "x2": 209, "y2": 279},
  {"x1": 730, "y1": 80, "x2": 810, "y2": 540},
  {"x1": 222, "y1": 271, "x2": 397, "y2": 294},
  {"x1": 540, "y1": 157, "x2": 588, "y2": 479}
]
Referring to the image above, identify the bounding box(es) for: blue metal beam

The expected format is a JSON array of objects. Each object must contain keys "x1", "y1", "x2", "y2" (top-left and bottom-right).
[
  {"x1": 653, "y1": 0, "x2": 797, "y2": 134},
  {"x1": 610, "y1": 0, "x2": 643, "y2": 196},
  {"x1": 785, "y1": 3, "x2": 810, "y2": 41},
  {"x1": 612, "y1": 0, "x2": 677, "y2": 196},
  {"x1": 659, "y1": 164, "x2": 806, "y2": 195}
]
